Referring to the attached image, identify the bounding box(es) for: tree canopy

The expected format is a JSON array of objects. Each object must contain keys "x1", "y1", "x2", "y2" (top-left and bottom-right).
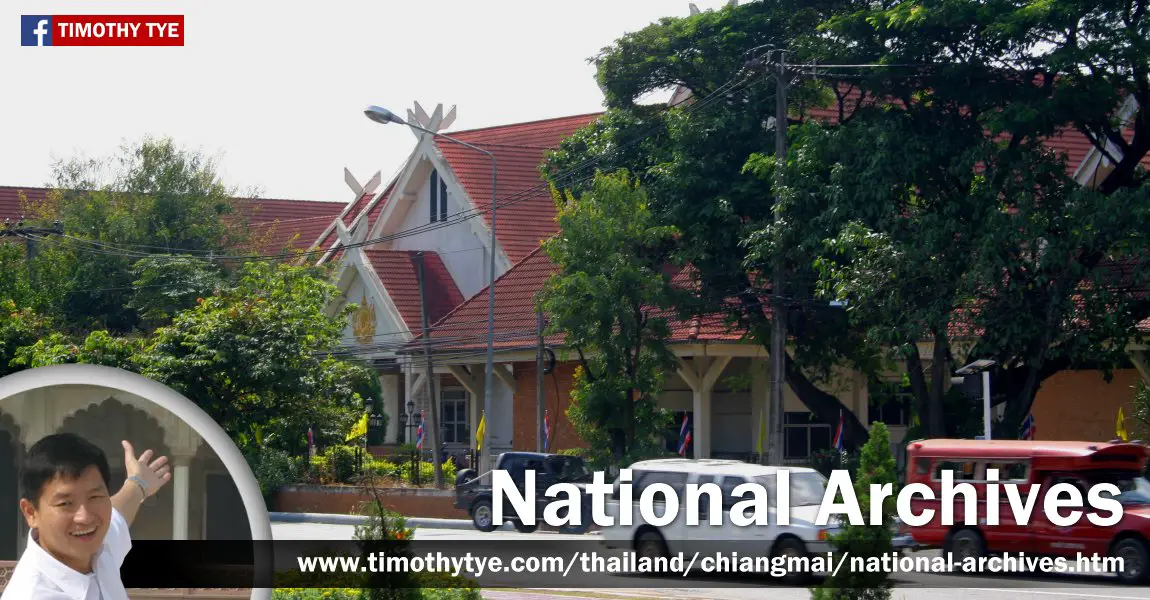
[
  {"x1": 538, "y1": 171, "x2": 681, "y2": 465},
  {"x1": 544, "y1": 0, "x2": 1150, "y2": 445}
]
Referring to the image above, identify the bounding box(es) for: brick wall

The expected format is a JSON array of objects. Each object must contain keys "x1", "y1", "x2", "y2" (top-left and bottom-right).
[
  {"x1": 1031, "y1": 368, "x2": 1144, "y2": 441},
  {"x1": 512, "y1": 361, "x2": 587, "y2": 452},
  {"x1": 274, "y1": 485, "x2": 467, "y2": 519}
]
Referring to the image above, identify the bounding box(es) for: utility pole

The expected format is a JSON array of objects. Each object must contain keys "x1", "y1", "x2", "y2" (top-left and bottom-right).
[
  {"x1": 766, "y1": 50, "x2": 788, "y2": 466},
  {"x1": 1, "y1": 219, "x2": 63, "y2": 287},
  {"x1": 415, "y1": 252, "x2": 444, "y2": 487},
  {"x1": 536, "y1": 311, "x2": 546, "y2": 452}
]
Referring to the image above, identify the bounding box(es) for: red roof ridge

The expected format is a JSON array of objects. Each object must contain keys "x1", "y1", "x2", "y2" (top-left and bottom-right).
[
  {"x1": 437, "y1": 141, "x2": 564, "y2": 151},
  {"x1": 424, "y1": 243, "x2": 552, "y2": 332},
  {"x1": 443, "y1": 111, "x2": 604, "y2": 137},
  {"x1": 0, "y1": 184, "x2": 343, "y2": 206}
]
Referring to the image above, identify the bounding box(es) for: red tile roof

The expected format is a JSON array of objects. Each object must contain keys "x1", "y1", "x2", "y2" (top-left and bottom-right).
[
  {"x1": 408, "y1": 247, "x2": 751, "y2": 354},
  {"x1": 413, "y1": 246, "x2": 558, "y2": 352},
  {"x1": 362, "y1": 250, "x2": 463, "y2": 328},
  {"x1": 437, "y1": 113, "x2": 601, "y2": 263},
  {"x1": 0, "y1": 185, "x2": 344, "y2": 255},
  {"x1": 236, "y1": 197, "x2": 348, "y2": 255}
]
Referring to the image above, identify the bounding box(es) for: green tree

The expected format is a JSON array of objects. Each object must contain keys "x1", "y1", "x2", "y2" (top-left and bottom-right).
[
  {"x1": 28, "y1": 137, "x2": 250, "y2": 332},
  {"x1": 543, "y1": 1, "x2": 881, "y2": 449},
  {"x1": 803, "y1": 0, "x2": 1150, "y2": 435},
  {"x1": 811, "y1": 422, "x2": 897, "y2": 600},
  {"x1": 537, "y1": 172, "x2": 680, "y2": 464},
  {"x1": 139, "y1": 261, "x2": 374, "y2": 449},
  {"x1": 128, "y1": 256, "x2": 225, "y2": 329},
  {"x1": 0, "y1": 301, "x2": 52, "y2": 378},
  {"x1": 545, "y1": 0, "x2": 1150, "y2": 443},
  {"x1": 11, "y1": 330, "x2": 144, "y2": 369},
  {"x1": 1132, "y1": 380, "x2": 1150, "y2": 441}
]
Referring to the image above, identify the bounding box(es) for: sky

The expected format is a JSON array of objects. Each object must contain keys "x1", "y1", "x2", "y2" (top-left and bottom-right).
[{"x1": 2, "y1": 0, "x2": 739, "y2": 203}]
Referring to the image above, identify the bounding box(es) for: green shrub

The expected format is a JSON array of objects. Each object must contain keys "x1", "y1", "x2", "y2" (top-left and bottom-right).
[
  {"x1": 354, "y1": 501, "x2": 414, "y2": 543},
  {"x1": 366, "y1": 458, "x2": 402, "y2": 480},
  {"x1": 273, "y1": 589, "x2": 363, "y2": 599},
  {"x1": 810, "y1": 422, "x2": 897, "y2": 600},
  {"x1": 246, "y1": 448, "x2": 300, "y2": 502},
  {"x1": 810, "y1": 449, "x2": 860, "y2": 479},
  {"x1": 326, "y1": 445, "x2": 360, "y2": 484},
  {"x1": 398, "y1": 460, "x2": 456, "y2": 486}
]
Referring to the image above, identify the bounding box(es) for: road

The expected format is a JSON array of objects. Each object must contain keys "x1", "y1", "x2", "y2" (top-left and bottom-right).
[{"x1": 273, "y1": 522, "x2": 1150, "y2": 600}]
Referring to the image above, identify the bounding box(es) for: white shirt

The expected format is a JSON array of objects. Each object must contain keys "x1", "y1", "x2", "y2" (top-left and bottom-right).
[{"x1": 1, "y1": 509, "x2": 132, "y2": 600}]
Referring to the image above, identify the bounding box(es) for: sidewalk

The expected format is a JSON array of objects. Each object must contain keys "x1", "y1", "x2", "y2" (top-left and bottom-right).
[{"x1": 270, "y1": 511, "x2": 506, "y2": 530}]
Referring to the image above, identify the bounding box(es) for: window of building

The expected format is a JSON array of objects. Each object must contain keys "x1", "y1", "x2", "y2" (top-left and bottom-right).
[
  {"x1": 429, "y1": 169, "x2": 448, "y2": 223},
  {"x1": 783, "y1": 412, "x2": 831, "y2": 459},
  {"x1": 440, "y1": 388, "x2": 468, "y2": 444},
  {"x1": 868, "y1": 379, "x2": 912, "y2": 426}
]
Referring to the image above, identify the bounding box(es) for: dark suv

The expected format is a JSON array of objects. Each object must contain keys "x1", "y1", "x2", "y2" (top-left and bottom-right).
[{"x1": 454, "y1": 451, "x2": 593, "y2": 533}]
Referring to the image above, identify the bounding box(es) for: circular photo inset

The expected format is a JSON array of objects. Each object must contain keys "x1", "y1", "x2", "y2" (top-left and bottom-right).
[{"x1": 0, "y1": 364, "x2": 271, "y2": 600}]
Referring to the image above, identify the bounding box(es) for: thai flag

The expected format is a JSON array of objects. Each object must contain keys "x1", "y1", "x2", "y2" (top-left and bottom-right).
[
  {"x1": 1020, "y1": 414, "x2": 1035, "y2": 440},
  {"x1": 543, "y1": 411, "x2": 551, "y2": 451},
  {"x1": 833, "y1": 410, "x2": 844, "y2": 451},
  {"x1": 678, "y1": 414, "x2": 691, "y2": 456},
  {"x1": 307, "y1": 426, "x2": 313, "y2": 448},
  {"x1": 415, "y1": 419, "x2": 425, "y2": 450}
]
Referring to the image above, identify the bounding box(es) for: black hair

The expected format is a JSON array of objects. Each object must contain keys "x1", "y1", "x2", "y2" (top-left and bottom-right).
[{"x1": 20, "y1": 433, "x2": 111, "y2": 506}]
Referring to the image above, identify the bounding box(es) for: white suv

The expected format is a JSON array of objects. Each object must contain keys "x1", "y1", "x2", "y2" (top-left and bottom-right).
[{"x1": 599, "y1": 458, "x2": 839, "y2": 581}]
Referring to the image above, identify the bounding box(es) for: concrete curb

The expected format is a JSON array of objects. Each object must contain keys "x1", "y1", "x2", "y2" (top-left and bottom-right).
[{"x1": 270, "y1": 512, "x2": 512, "y2": 531}]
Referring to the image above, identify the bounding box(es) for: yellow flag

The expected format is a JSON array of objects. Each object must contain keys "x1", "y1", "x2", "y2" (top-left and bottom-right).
[
  {"x1": 346, "y1": 413, "x2": 368, "y2": 442},
  {"x1": 475, "y1": 412, "x2": 486, "y2": 451},
  {"x1": 1118, "y1": 407, "x2": 1129, "y2": 442}
]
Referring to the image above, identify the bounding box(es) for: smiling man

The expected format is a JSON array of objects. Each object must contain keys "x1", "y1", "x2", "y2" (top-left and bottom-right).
[{"x1": 1, "y1": 433, "x2": 172, "y2": 600}]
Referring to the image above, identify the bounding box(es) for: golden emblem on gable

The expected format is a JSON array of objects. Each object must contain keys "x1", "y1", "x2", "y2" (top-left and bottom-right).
[{"x1": 353, "y1": 292, "x2": 376, "y2": 344}]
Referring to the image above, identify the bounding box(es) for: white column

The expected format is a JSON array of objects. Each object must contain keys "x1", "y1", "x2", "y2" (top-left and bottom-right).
[
  {"x1": 676, "y1": 355, "x2": 732, "y2": 460},
  {"x1": 172, "y1": 456, "x2": 191, "y2": 540},
  {"x1": 380, "y1": 374, "x2": 400, "y2": 444},
  {"x1": 692, "y1": 389, "x2": 712, "y2": 458}
]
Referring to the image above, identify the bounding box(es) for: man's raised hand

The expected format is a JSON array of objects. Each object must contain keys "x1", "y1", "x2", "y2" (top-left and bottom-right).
[{"x1": 122, "y1": 440, "x2": 172, "y2": 499}]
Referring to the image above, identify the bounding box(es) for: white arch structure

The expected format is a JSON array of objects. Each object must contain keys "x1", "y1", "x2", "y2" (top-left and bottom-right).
[{"x1": 0, "y1": 365, "x2": 271, "y2": 600}]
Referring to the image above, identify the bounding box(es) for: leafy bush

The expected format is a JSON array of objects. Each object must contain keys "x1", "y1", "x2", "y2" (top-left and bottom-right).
[
  {"x1": 354, "y1": 500, "x2": 414, "y2": 543},
  {"x1": 366, "y1": 458, "x2": 402, "y2": 481},
  {"x1": 398, "y1": 459, "x2": 456, "y2": 486},
  {"x1": 246, "y1": 447, "x2": 300, "y2": 501},
  {"x1": 811, "y1": 422, "x2": 897, "y2": 600},
  {"x1": 273, "y1": 589, "x2": 363, "y2": 600},
  {"x1": 810, "y1": 449, "x2": 860, "y2": 479},
  {"x1": 272, "y1": 588, "x2": 478, "y2": 600},
  {"x1": 326, "y1": 445, "x2": 360, "y2": 484}
]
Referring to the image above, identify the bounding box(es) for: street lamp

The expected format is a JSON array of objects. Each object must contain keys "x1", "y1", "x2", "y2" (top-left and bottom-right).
[
  {"x1": 954, "y1": 359, "x2": 996, "y2": 440},
  {"x1": 365, "y1": 105, "x2": 498, "y2": 474},
  {"x1": 407, "y1": 400, "x2": 416, "y2": 441}
]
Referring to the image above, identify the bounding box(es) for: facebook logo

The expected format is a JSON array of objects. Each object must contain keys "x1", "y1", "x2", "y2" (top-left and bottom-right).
[{"x1": 21, "y1": 16, "x2": 53, "y2": 46}]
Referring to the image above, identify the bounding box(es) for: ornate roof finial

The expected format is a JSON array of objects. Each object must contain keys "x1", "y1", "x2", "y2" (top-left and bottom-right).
[{"x1": 406, "y1": 102, "x2": 459, "y2": 139}]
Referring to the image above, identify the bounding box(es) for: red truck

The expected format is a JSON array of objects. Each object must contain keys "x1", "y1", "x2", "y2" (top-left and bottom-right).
[{"x1": 904, "y1": 439, "x2": 1150, "y2": 584}]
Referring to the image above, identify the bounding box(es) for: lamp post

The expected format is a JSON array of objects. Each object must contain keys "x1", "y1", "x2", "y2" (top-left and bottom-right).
[
  {"x1": 365, "y1": 105, "x2": 498, "y2": 474},
  {"x1": 954, "y1": 359, "x2": 996, "y2": 440},
  {"x1": 406, "y1": 399, "x2": 416, "y2": 443}
]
